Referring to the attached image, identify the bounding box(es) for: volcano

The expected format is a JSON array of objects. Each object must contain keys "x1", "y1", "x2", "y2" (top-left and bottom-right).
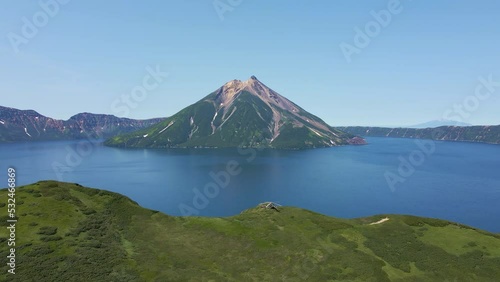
[{"x1": 105, "y1": 76, "x2": 365, "y2": 149}]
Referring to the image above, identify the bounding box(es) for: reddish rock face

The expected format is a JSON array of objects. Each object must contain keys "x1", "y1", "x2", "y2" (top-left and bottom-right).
[{"x1": 347, "y1": 136, "x2": 367, "y2": 145}]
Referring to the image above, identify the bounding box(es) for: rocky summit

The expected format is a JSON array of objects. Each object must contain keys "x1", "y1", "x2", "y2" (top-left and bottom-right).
[{"x1": 105, "y1": 76, "x2": 365, "y2": 149}]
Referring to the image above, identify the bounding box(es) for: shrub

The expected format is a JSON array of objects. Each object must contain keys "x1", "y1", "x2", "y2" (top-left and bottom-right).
[
  {"x1": 467, "y1": 241, "x2": 478, "y2": 247},
  {"x1": 81, "y1": 208, "x2": 97, "y2": 215},
  {"x1": 17, "y1": 243, "x2": 33, "y2": 250},
  {"x1": 26, "y1": 245, "x2": 54, "y2": 257},
  {"x1": 80, "y1": 240, "x2": 103, "y2": 249},
  {"x1": 41, "y1": 236, "x2": 63, "y2": 242},
  {"x1": 37, "y1": 226, "x2": 58, "y2": 236},
  {"x1": 403, "y1": 216, "x2": 450, "y2": 228}
]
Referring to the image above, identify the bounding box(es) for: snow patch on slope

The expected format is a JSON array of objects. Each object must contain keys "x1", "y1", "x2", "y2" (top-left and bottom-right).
[
  {"x1": 159, "y1": 121, "x2": 175, "y2": 134},
  {"x1": 211, "y1": 111, "x2": 218, "y2": 134},
  {"x1": 308, "y1": 127, "x2": 324, "y2": 137},
  {"x1": 24, "y1": 128, "x2": 32, "y2": 137},
  {"x1": 218, "y1": 107, "x2": 237, "y2": 130}
]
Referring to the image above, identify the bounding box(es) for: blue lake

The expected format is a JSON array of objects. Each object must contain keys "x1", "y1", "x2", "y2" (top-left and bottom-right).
[{"x1": 1, "y1": 137, "x2": 499, "y2": 232}]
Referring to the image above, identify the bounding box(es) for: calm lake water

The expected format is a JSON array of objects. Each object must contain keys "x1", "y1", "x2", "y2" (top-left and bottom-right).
[{"x1": 1, "y1": 137, "x2": 499, "y2": 232}]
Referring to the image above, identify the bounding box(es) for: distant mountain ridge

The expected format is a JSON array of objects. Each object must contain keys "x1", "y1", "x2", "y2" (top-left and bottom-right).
[
  {"x1": 337, "y1": 125, "x2": 500, "y2": 144},
  {"x1": 0, "y1": 106, "x2": 165, "y2": 142},
  {"x1": 105, "y1": 76, "x2": 365, "y2": 149},
  {"x1": 409, "y1": 120, "x2": 473, "y2": 128}
]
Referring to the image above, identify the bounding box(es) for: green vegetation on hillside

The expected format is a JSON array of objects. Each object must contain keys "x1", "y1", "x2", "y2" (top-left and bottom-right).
[{"x1": 2, "y1": 181, "x2": 500, "y2": 281}]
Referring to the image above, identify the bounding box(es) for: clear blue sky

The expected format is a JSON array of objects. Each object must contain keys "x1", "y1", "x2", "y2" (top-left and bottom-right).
[{"x1": 1, "y1": 0, "x2": 499, "y2": 126}]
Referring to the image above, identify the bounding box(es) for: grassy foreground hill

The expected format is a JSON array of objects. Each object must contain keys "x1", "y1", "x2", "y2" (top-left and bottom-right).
[{"x1": 1, "y1": 181, "x2": 500, "y2": 281}]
